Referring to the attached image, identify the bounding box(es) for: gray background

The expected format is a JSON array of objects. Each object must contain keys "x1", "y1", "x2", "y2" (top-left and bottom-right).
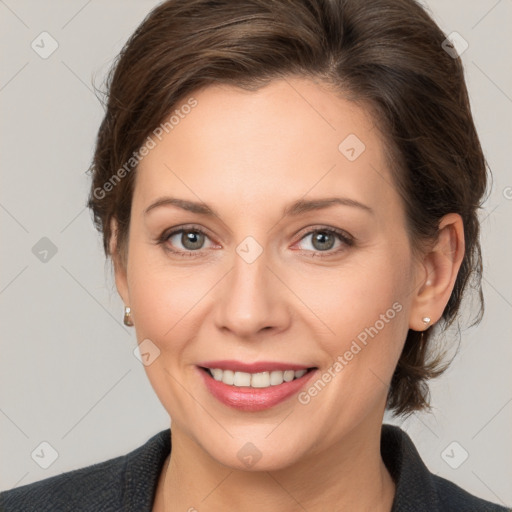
[{"x1": 1, "y1": 0, "x2": 511, "y2": 506}]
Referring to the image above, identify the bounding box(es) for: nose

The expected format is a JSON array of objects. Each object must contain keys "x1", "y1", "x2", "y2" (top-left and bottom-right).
[{"x1": 213, "y1": 248, "x2": 291, "y2": 339}]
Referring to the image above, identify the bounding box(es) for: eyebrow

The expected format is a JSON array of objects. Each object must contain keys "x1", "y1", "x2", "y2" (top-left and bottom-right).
[
  {"x1": 143, "y1": 196, "x2": 373, "y2": 217},
  {"x1": 284, "y1": 197, "x2": 373, "y2": 216}
]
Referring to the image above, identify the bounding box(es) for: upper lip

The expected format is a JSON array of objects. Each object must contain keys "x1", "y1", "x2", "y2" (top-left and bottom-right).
[{"x1": 198, "y1": 360, "x2": 315, "y2": 373}]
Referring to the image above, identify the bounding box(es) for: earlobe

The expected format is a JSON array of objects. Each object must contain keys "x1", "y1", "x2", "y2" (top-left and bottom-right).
[{"x1": 409, "y1": 213, "x2": 465, "y2": 331}]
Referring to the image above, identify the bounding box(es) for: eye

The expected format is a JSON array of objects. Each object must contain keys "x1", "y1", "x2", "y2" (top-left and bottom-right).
[
  {"x1": 295, "y1": 227, "x2": 353, "y2": 255},
  {"x1": 157, "y1": 224, "x2": 354, "y2": 258},
  {"x1": 158, "y1": 225, "x2": 216, "y2": 255}
]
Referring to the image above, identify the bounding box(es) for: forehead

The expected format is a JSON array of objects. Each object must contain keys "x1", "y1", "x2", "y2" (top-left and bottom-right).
[{"x1": 134, "y1": 77, "x2": 402, "y2": 220}]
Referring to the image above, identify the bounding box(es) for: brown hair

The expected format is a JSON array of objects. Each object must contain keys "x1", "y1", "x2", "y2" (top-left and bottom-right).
[{"x1": 87, "y1": 0, "x2": 488, "y2": 417}]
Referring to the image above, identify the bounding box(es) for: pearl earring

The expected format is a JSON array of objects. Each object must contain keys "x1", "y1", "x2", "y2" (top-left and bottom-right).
[
  {"x1": 124, "y1": 306, "x2": 134, "y2": 326},
  {"x1": 422, "y1": 317, "x2": 431, "y2": 326}
]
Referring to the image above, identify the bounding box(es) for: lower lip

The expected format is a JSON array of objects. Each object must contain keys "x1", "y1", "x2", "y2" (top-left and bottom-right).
[{"x1": 198, "y1": 367, "x2": 317, "y2": 411}]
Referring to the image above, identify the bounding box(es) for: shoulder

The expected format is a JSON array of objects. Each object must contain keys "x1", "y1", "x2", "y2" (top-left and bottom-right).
[
  {"x1": 0, "y1": 453, "x2": 127, "y2": 512},
  {"x1": 432, "y1": 474, "x2": 511, "y2": 512},
  {"x1": 381, "y1": 424, "x2": 510, "y2": 512},
  {"x1": 0, "y1": 429, "x2": 171, "y2": 512}
]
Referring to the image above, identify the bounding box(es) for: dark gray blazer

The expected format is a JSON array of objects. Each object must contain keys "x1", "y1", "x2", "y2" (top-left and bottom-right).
[{"x1": 1, "y1": 424, "x2": 509, "y2": 511}]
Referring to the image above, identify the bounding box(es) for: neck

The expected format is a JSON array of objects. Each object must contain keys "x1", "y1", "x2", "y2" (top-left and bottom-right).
[{"x1": 156, "y1": 418, "x2": 396, "y2": 512}]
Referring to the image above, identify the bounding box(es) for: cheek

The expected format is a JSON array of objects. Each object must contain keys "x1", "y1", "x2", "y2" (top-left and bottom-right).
[
  {"x1": 300, "y1": 251, "x2": 413, "y2": 423},
  {"x1": 128, "y1": 268, "x2": 206, "y2": 347},
  {"x1": 311, "y1": 251, "x2": 411, "y2": 349},
  {"x1": 296, "y1": 252, "x2": 412, "y2": 423},
  {"x1": 125, "y1": 238, "x2": 201, "y2": 347},
  {"x1": 125, "y1": 247, "x2": 214, "y2": 414}
]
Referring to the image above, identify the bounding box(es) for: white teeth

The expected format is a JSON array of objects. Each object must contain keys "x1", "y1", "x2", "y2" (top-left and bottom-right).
[
  {"x1": 250, "y1": 372, "x2": 270, "y2": 388},
  {"x1": 233, "y1": 371, "x2": 251, "y2": 386},
  {"x1": 283, "y1": 370, "x2": 295, "y2": 382},
  {"x1": 207, "y1": 368, "x2": 310, "y2": 388},
  {"x1": 222, "y1": 369, "x2": 234, "y2": 385},
  {"x1": 269, "y1": 370, "x2": 284, "y2": 385},
  {"x1": 210, "y1": 368, "x2": 223, "y2": 381}
]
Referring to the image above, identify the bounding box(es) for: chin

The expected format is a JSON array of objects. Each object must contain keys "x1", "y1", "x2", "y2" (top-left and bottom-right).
[{"x1": 194, "y1": 429, "x2": 309, "y2": 472}]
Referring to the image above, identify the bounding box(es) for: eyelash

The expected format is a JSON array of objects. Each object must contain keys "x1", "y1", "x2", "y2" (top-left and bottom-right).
[{"x1": 156, "y1": 224, "x2": 354, "y2": 258}]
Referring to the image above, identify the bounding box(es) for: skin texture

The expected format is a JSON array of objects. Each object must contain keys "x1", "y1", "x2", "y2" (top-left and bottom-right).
[{"x1": 111, "y1": 77, "x2": 465, "y2": 511}]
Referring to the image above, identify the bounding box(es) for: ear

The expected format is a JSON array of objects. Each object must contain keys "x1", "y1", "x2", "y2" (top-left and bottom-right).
[
  {"x1": 110, "y1": 218, "x2": 130, "y2": 307},
  {"x1": 409, "y1": 213, "x2": 465, "y2": 331}
]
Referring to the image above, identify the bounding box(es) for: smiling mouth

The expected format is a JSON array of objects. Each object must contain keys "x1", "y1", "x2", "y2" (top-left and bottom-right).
[{"x1": 199, "y1": 366, "x2": 317, "y2": 389}]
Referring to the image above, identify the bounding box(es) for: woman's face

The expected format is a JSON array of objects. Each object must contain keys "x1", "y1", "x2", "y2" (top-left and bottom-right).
[{"x1": 115, "y1": 77, "x2": 425, "y2": 470}]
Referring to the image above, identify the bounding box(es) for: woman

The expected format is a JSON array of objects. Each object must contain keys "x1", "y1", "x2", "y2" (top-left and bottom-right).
[{"x1": 1, "y1": 0, "x2": 509, "y2": 510}]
